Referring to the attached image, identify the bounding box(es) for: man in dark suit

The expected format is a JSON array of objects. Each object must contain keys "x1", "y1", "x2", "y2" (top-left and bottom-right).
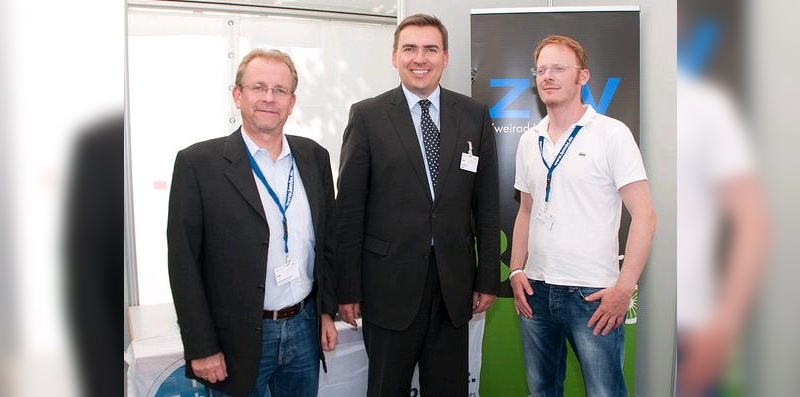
[
  {"x1": 168, "y1": 49, "x2": 337, "y2": 397},
  {"x1": 336, "y1": 14, "x2": 500, "y2": 396}
]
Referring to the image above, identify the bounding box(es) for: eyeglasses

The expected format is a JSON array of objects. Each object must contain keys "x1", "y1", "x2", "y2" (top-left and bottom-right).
[
  {"x1": 240, "y1": 84, "x2": 291, "y2": 98},
  {"x1": 530, "y1": 64, "x2": 583, "y2": 77}
]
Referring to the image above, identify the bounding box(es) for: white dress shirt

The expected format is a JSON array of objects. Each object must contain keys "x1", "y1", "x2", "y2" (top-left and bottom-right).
[{"x1": 241, "y1": 128, "x2": 315, "y2": 310}]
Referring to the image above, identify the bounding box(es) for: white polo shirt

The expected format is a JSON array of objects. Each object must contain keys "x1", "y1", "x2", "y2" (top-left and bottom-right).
[{"x1": 514, "y1": 105, "x2": 647, "y2": 288}]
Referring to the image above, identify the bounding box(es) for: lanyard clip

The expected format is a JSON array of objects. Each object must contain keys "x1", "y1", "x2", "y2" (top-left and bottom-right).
[{"x1": 467, "y1": 141, "x2": 473, "y2": 156}]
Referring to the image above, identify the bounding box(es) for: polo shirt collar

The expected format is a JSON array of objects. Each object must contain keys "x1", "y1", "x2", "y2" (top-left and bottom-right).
[{"x1": 533, "y1": 104, "x2": 598, "y2": 139}]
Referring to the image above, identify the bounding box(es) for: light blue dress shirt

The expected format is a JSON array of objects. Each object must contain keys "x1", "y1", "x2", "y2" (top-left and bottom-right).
[
  {"x1": 241, "y1": 129, "x2": 315, "y2": 310},
  {"x1": 401, "y1": 84, "x2": 441, "y2": 200}
]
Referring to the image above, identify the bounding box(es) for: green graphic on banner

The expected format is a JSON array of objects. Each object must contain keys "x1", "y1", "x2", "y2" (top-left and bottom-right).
[{"x1": 480, "y1": 230, "x2": 528, "y2": 396}]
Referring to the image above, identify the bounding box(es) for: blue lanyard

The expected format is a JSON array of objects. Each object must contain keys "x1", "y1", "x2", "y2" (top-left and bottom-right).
[
  {"x1": 244, "y1": 142, "x2": 295, "y2": 254},
  {"x1": 538, "y1": 125, "x2": 583, "y2": 206}
]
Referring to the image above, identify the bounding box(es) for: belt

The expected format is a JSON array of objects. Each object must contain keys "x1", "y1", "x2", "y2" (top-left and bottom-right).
[{"x1": 263, "y1": 297, "x2": 307, "y2": 320}]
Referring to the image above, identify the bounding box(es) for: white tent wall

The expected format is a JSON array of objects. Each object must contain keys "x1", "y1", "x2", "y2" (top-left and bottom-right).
[{"x1": 125, "y1": 4, "x2": 398, "y2": 307}]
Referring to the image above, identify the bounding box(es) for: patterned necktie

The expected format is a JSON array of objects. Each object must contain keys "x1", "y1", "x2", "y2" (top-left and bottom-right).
[{"x1": 418, "y1": 99, "x2": 440, "y2": 190}]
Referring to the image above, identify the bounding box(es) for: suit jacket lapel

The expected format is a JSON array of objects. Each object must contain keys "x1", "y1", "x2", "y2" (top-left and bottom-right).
[
  {"x1": 387, "y1": 86, "x2": 433, "y2": 202},
  {"x1": 223, "y1": 129, "x2": 267, "y2": 222},
  {"x1": 286, "y1": 136, "x2": 320, "y2": 233},
  {"x1": 434, "y1": 89, "x2": 462, "y2": 203}
]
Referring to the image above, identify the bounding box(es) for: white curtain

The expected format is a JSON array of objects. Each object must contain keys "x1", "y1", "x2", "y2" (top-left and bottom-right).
[{"x1": 127, "y1": 9, "x2": 397, "y2": 305}]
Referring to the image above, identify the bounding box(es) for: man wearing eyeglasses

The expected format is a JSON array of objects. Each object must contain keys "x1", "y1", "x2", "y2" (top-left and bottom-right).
[
  {"x1": 508, "y1": 35, "x2": 656, "y2": 396},
  {"x1": 168, "y1": 49, "x2": 338, "y2": 397}
]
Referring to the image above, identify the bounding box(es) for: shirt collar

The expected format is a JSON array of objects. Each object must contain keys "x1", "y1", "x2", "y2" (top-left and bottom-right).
[
  {"x1": 401, "y1": 84, "x2": 441, "y2": 113},
  {"x1": 533, "y1": 104, "x2": 598, "y2": 137},
  {"x1": 240, "y1": 127, "x2": 292, "y2": 161}
]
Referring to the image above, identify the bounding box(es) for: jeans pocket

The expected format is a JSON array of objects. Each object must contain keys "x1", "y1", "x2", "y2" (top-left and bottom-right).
[
  {"x1": 301, "y1": 299, "x2": 317, "y2": 320},
  {"x1": 577, "y1": 286, "x2": 603, "y2": 301}
]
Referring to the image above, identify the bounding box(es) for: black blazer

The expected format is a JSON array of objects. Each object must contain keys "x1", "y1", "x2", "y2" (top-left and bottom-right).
[
  {"x1": 336, "y1": 86, "x2": 500, "y2": 330},
  {"x1": 167, "y1": 130, "x2": 336, "y2": 397}
]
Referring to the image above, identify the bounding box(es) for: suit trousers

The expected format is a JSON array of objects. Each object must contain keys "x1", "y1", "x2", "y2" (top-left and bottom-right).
[{"x1": 362, "y1": 248, "x2": 469, "y2": 397}]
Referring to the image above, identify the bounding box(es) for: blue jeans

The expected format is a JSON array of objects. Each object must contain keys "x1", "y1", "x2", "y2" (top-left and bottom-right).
[
  {"x1": 207, "y1": 300, "x2": 320, "y2": 397},
  {"x1": 519, "y1": 280, "x2": 626, "y2": 397}
]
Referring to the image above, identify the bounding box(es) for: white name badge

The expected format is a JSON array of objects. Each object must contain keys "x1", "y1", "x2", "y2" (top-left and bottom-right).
[
  {"x1": 535, "y1": 208, "x2": 556, "y2": 231},
  {"x1": 274, "y1": 258, "x2": 301, "y2": 286},
  {"x1": 460, "y1": 153, "x2": 479, "y2": 173}
]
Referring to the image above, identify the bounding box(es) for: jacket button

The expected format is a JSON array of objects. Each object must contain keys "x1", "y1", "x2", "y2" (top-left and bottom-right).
[
  {"x1": 257, "y1": 284, "x2": 265, "y2": 290},
  {"x1": 255, "y1": 327, "x2": 262, "y2": 333},
  {"x1": 262, "y1": 241, "x2": 268, "y2": 247}
]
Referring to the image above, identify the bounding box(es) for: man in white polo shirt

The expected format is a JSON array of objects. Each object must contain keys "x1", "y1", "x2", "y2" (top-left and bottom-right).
[{"x1": 509, "y1": 35, "x2": 656, "y2": 397}]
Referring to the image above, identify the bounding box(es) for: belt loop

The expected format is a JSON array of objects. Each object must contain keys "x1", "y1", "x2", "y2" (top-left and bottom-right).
[
  {"x1": 300, "y1": 294, "x2": 309, "y2": 314},
  {"x1": 272, "y1": 310, "x2": 278, "y2": 321}
]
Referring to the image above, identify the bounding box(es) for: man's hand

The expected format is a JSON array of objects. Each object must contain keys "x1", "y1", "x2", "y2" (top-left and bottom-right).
[
  {"x1": 320, "y1": 313, "x2": 338, "y2": 351},
  {"x1": 510, "y1": 272, "x2": 534, "y2": 318},
  {"x1": 677, "y1": 323, "x2": 736, "y2": 397},
  {"x1": 585, "y1": 286, "x2": 633, "y2": 336},
  {"x1": 472, "y1": 292, "x2": 495, "y2": 314},
  {"x1": 338, "y1": 303, "x2": 361, "y2": 327},
  {"x1": 191, "y1": 352, "x2": 228, "y2": 383}
]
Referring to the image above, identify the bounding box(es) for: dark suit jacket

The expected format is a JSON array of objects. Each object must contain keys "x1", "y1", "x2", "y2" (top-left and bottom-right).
[
  {"x1": 167, "y1": 129, "x2": 337, "y2": 397},
  {"x1": 336, "y1": 86, "x2": 500, "y2": 330}
]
